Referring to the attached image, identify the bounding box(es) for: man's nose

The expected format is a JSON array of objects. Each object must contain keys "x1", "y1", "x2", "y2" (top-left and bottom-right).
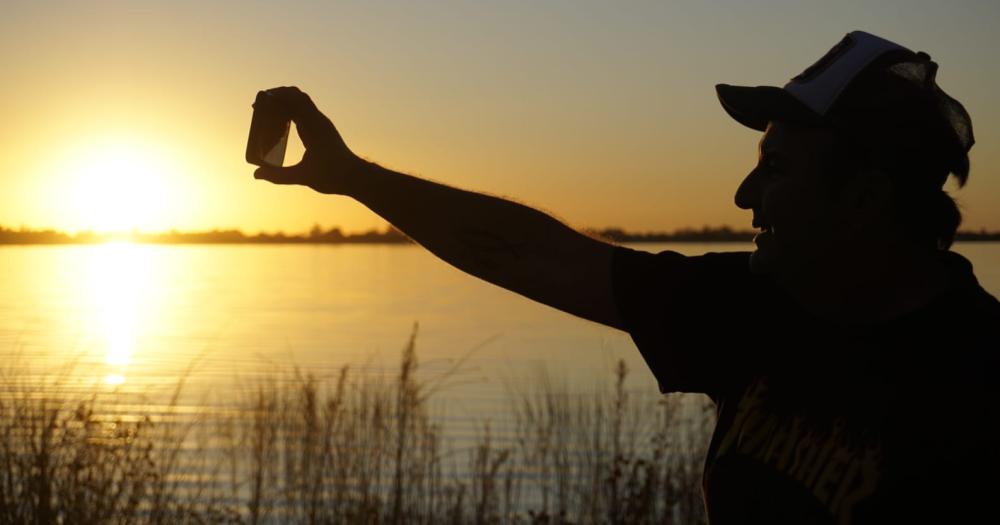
[{"x1": 734, "y1": 167, "x2": 762, "y2": 210}]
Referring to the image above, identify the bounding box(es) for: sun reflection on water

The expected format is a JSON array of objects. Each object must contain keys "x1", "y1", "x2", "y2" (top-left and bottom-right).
[
  {"x1": 104, "y1": 373, "x2": 127, "y2": 386},
  {"x1": 88, "y1": 241, "x2": 154, "y2": 386}
]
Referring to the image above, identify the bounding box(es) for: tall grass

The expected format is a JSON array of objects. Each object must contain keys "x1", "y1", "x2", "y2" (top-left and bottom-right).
[
  {"x1": 0, "y1": 360, "x2": 233, "y2": 524},
  {"x1": 0, "y1": 328, "x2": 714, "y2": 524}
]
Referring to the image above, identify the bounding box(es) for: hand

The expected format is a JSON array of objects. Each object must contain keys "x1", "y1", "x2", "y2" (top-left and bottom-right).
[{"x1": 251, "y1": 86, "x2": 363, "y2": 195}]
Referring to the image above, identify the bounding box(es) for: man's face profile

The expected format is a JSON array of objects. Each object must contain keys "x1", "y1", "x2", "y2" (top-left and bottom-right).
[{"x1": 735, "y1": 121, "x2": 845, "y2": 277}]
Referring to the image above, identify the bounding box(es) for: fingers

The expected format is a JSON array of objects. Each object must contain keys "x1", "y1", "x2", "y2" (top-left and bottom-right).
[
  {"x1": 262, "y1": 86, "x2": 337, "y2": 150},
  {"x1": 265, "y1": 86, "x2": 318, "y2": 119},
  {"x1": 253, "y1": 164, "x2": 307, "y2": 186}
]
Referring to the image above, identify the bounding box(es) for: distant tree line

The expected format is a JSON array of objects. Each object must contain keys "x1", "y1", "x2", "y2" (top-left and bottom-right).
[
  {"x1": 0, "y1": 224, "x2": 413, "y2": 245},
  {"x1": 2, "y1": 224, "x2": 999, "y2": 245},
  {"x1": 588, "y1": 226, "x2": 756, "y2": 243}
]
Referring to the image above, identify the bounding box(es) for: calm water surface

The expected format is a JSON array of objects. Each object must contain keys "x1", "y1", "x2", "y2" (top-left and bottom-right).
[{"x1": 1, "y1": 242, "x2": 998, "y2": 422}]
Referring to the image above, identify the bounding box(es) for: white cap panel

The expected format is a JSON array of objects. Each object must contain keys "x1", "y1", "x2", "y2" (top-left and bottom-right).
[{"x1": 783, "y1": 31, "x2": 910, "y2": 115}]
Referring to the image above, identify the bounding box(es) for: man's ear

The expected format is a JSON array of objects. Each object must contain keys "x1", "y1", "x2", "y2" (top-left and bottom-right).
[
  {"x1": 854, "y1": 168, "x2": 893, "y2": 208},
  {"x1": 842, "y1": 168, "x2": 893, "y2": 227}
]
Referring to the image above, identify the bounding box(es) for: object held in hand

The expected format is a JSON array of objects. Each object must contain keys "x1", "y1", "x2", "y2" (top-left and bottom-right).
[{"x1": 246, "y1": 90, "x2": 291, "y2": 168}]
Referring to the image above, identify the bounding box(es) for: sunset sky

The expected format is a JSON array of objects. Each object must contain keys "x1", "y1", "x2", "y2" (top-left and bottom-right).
[{"x1": 2, "y1": 0, "x2": 998, "y2": 234}]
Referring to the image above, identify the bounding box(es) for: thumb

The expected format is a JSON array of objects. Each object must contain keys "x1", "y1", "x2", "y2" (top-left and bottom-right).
[{"x1": 253, "y1": 164, "x2": 306, "y2": 185}]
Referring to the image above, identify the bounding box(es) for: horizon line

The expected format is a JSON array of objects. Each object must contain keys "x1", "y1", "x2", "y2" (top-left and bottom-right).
[{"x1": 3, "y1": 224, "x2": 1000, "y2": 245}]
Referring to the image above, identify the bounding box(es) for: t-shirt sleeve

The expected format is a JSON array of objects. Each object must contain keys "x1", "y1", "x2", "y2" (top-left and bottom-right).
[{"x1": 610, "y1": 245, "x2": 764, "y2": 396}]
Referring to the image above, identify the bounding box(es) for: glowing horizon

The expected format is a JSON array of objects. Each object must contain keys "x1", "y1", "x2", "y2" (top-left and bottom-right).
[{"x1": 2, "y1": 1, "x2": 999, "y2": 235}]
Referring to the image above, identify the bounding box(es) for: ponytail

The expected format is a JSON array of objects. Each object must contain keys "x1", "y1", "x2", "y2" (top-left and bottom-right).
[
  {"x1": 892, "y1": 184, "x2": 962, "y2": 251},
  {"x1": 931, "y1": 189, "x2": 962, "y2": 250}
]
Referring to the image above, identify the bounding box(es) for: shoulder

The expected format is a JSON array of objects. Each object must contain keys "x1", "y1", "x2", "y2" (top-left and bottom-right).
[
  {"x1": 937, "y1": 250, "x2": 1000, "y2": 333},
  {"x1": 610, "y1": 246, "x2": 772, "y2": 316},
  {"x1": 611, "y1": 246, "x2": 755, "y2": 291},
  {"x1": 609, "y1": 246, "x2": 782, "y2": 394},
  {"x1": 904, "y1": 251, "x2": 1000, "y2": 408}
]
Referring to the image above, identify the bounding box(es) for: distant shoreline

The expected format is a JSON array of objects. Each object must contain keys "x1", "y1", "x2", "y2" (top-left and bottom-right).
[{"x1": 2, "y1": 225, "x2": 999, "y2": 245}]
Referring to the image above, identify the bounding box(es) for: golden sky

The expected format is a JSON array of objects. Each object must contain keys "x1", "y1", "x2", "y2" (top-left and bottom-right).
[{"x1": 2, "y1": 0, "x2": 998, "y2": 234}]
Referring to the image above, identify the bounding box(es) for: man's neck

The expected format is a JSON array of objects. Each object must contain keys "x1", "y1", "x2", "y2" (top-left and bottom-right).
[{"x1": 780, "y1": 244, "x2": 951, "y2": 327}]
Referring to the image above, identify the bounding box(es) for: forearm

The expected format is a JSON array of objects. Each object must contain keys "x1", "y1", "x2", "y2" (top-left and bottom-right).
[
  {"x1": 348, "y1": 159, "x2": 584, "y2": 280},
  {"x1": 346, "y1": 159, "x2": 612, "y2": 307}
]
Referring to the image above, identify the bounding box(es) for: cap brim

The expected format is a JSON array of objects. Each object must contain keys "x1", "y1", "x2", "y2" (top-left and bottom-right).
[{"x1": 715, "y1": 84, "x2": 823, "y2": 131}]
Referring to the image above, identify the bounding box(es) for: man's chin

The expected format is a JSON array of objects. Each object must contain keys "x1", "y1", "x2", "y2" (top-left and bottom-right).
[{"x1": 749, "y1": 230, "x2": 781, "y2": 275}]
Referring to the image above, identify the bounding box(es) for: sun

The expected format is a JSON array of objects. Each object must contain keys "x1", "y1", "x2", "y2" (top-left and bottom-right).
[{"x1": 58, "y1": 137, "x2": 181, "y2": 233}]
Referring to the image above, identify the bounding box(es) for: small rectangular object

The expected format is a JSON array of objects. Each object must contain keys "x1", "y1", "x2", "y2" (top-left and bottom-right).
[{"x1": 246, "y1": 90, "x2": 291, "y2": 167}]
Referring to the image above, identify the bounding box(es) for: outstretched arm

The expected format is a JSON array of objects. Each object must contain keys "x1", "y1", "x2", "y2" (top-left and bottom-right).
[{"x1": 252, "y1": 87, "x2": 625, "y2": 330}]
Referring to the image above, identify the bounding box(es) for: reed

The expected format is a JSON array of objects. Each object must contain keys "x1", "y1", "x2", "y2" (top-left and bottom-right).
[
  {"x1": 0, "y1": 356, "x2": 238, "y2": 524},
  {"x1": 0, "y1": 328, "x2": 713, "y2": 524}
]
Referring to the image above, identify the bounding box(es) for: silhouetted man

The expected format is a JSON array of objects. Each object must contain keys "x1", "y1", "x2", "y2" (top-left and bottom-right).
[{"x1": 252, "y1": 31, "x2": 999, "y2": 524}]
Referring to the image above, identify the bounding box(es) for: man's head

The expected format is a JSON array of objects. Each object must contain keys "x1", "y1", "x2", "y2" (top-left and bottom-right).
[{"x1": 718, "y1": 31, "x2": 974, "y2": 276}]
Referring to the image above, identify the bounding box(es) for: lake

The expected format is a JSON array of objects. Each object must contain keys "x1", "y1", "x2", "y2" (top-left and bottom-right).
[{"x1": 2, "y1": 242, "x2": 999, "y2": 420}]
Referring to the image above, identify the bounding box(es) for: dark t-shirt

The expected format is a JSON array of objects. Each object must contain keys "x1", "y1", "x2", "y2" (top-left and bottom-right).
[{"x1": 611, "y1": 246, "x2": 1000, "y2": 524}]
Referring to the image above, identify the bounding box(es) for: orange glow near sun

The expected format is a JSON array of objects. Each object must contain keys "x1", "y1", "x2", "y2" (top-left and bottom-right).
[{"x1": 54, "y1": 137, "x2": 182, "y2": 233}]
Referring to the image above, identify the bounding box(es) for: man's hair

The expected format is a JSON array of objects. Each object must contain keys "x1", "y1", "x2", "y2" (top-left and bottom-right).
[
  {"x1": 828, "y1": 129, "x2": 963, "y2": 251},
  {"x1": 825, "y1": 60, "x2": 969, "y2": 251}
]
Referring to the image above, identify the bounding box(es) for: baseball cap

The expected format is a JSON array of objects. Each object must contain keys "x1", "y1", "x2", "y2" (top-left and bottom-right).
[{"x1": 716, "y1": 31, "x2": 974, "y2": 186}]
